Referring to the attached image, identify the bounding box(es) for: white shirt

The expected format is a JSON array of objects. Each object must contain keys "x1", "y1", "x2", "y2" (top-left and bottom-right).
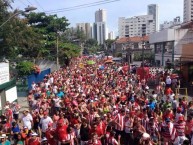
[
  {"x1": 125, "y1": 119, "x2": 132, "y2": 133},
  {"x1": 49, "y1": 77, "x2": 54, "y2": 84},
  {"x1": 40, "y1": 116, "x2": 53, "y2": 132},
  {"x1": 31, "y1": 83, "x2": 36, "y2": 90},
  {"x1": 53, "y1": 98, "x2": 61, "y2": 107},
  {"x1": 45, "y1": 82, "x2": 50, "y2": 90},
  {"x1": 22, "y1": 113, "x2": 33, "y2": 130},
  {"x1": 166, "y1": 78, "x2": 171, "y2": 85}
]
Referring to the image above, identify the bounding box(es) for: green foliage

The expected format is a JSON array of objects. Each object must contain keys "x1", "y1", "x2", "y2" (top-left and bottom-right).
[
  {"x1": 116, "y1": 52, "x2": 122, "y2": 57},
  {"x1": 16, "y1": 61, "x2": 35, "y2": 77},
  {"x1": 133, "y1": 52, "x2": 154, "y2": 61},
  {"x1": 105, "y1": 39, "x2": 115, "y2": 49},
  {"x1": 85, "y1": 39, "x2": 98, "y2": 47},
  {"x1": 58, "y1": 43, "x2": 80, "y2": 65},
  {"x1": 0, "y1": 3, "x2": 80, "y2": 65}
]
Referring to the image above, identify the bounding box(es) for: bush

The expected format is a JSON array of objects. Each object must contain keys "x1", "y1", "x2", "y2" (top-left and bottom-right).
[{"x1": 16, "y1": 61, "x2": 35, "y2": 77}]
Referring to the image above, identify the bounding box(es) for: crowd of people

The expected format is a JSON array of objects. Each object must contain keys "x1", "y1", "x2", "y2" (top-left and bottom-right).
[{"x1": 0, "y1": 57, "x2": 192, "y2": 145}]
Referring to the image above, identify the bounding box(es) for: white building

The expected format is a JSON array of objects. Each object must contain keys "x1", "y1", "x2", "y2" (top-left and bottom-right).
[
  {"x1": 95, "y1": 9, "x2": 107, "y2": 22},
  {"x1": 118, "y1": 15, "x2": 156, "y2": 38},
  {"x1": 93, "y1": 22, "x2": 107, "y2": 44},
  {"x1": 183, "y1": 0, "x2": 193, "y2": 22},
  {"x1": 147, "y1": 4, "x2": 159, "y2": 31},
  {"x1": 76, "y1": 23, "x2": 93, "y2": 40},
  {"x1": 93, "y1": 9, "x2": 107, "y2": 44},
  {"x1": 160, "y1": 16, "x2": 181, "y2": 31},
  {"x1": 108, "y1": 31, "x2": 115, "y2": 40},
  {"x1": 149, "y1": 23, "x2": 193, "y2": 66}
]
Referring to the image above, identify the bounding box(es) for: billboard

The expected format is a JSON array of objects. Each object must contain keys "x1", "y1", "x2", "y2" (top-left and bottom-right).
[
  {"x1": 0, "y1": 63, "x2": 9, "y2": 85},
  {"x1": 5, "y1": 86, "x2": 17, "y2": 103}
]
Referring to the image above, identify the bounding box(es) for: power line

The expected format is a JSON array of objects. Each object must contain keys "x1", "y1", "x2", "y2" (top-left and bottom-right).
[
  {"x1": 45, "y1": 0, "x2": 120, "y2": 14},
  {"x1": 34, "y1": 0, "x2": 45, "y2": 11},
  {"x1": 17, "y1": 0, "x2": 28, "y2": 7},
  {"x1": 26, "y1": 0, "x2": 33, "y2": 6}
]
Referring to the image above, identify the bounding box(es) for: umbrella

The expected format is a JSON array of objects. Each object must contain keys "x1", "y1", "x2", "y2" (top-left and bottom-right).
[
  {"x1": 79, "y1": 63, "x2": 84, "y2": 68},
  {"x1": 105, "y1": 60, "x2": 114, "y2": 64},
  {"x1": 87, "y1": 60, "x2": 96, "y2": 65},
  {"x1": 99, "y1": 65, "x2": 105, "y2": 70}
]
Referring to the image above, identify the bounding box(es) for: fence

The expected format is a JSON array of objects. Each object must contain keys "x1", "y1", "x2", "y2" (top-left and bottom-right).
[
  {"x1": 27, "y1": 68, "x2": 51, "y2": 90},
  {"x1": 175, "y1": 88, "x2": 188, "y2": 100}
]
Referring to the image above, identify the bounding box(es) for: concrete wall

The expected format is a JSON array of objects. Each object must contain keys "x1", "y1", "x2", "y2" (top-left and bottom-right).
[{"x1": 149, "y1": 29, "x2": 175, "y2": 43}]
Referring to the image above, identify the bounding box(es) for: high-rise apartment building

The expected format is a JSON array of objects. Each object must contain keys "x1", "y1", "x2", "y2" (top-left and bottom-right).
[
  {"x1": 93, "y1": 9, "x2": 107, "y2": 44},
  {"x1": 93, "y1": 22, "x2": 107, "y2": 44},
  {"x1": 183, "y1": 0, "x2": 193, "y2": 22},
  {"x1": 95, "y1": 9, "x2": 107, "y2": 22},
  {"x1": 160, "y1": 16, "x2": 181, "y2": 31},
  {"x1": 118, "y1": 4, "x2": 158, "y2": 38},
  {"x1": 118, "y1": 15, "x2": 155, "y2": 38},
  {"x1": 147, "y1": 4, "x2": 159, "y2": 31},
  {"x1": 108, "y1": 31, "x2": 115, "y2": 40},
  {"x1": 76, "y1": 23, "x2": 92, "y2": 40}
]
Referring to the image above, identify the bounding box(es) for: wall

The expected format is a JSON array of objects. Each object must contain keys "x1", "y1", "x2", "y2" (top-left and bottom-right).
[
  {"x1": 149, "y1": 29, "x2": 175, "y2": 43},
  {"x1": 174, "y1": 29, "x2": 193, "y2": 55},
  {"x1": 27, "y1": 68, "x2": 51, "y2": 90}
]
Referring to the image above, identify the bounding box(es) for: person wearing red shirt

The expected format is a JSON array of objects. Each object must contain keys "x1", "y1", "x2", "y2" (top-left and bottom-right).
[
  {"x1": 165, "y1": 87, "x2": 173, "y2": 96},
  {"x1": 185, "y1": 116, "x2": 193, "y2": 141},
  {"x1": 28, "y1": 133, "x2": 40, "y2": 145},
  {"x1": 90, "y1": 123, "x2": 103, "y2": 139},
  {"x1": 87, "y1": 133, "x2": 102, "y2": 145},
  {"x1": 55, "y1": 119, "x2": 68, "y2": 144},
  {"x1": 45, "y1": 123, "x2": 57, "y2": 145},
  {"x1": 162, "y1": 108, "x2": 174, "y2": 121}
]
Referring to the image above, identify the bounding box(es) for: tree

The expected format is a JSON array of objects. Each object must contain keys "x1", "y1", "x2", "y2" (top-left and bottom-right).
[
  {"x1": 104, "y1": 39, "x2": 115, "y2": 49},
  {"x1": 85, "y1": 38, "x2": 98, "y2": 47},
  {"x1": 0, "y1": 2, "x2": 42, "y2": 59},
  {"x1": 16, "y1": 61, "x2": 35, "y2": 77}
]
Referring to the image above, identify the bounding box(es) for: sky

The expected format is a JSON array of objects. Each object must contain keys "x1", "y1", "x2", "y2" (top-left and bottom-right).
[{"x1": 12, "y1": 0, "x2": 183, "y2": 35}]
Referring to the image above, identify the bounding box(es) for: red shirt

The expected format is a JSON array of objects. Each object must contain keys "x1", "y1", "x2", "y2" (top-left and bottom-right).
[
  {"x1": 162, "y1": 112, "x2": 174, "y2": 121},
  {"x1": 87, "y1": 139, "x2": 102, "y2": 145},
  {"x1": 45, "y1": 128, "x2": 57, "y2": 145},
  {"x1": 56, "y1": 125, "x2": 68, "y2": 141},
  {"x1": 90, "y1": 128, "x2": 103, "y2": 137},
  {"x1": 185, "y1": 120, "x2": 193, "y2": 135},
  {"x1": 28, "y1": 138, "x2": 40, "y2": 145}
]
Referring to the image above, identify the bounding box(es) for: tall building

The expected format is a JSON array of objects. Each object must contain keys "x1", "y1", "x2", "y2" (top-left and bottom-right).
[
  {"x1": 93, "y1": 22, "x2": 107, "y2": 44},
  {"x1": 76, "y1": 23, "x2": 92, "y2": 40},
  {"x1": 147, "y1": 4, "x2": 159, "y2": 31},
  {"x1": 108, "y1": 31, "x2": 115, "y2": 40},
  {"x1": 118, "y1": 15, "x2": 155, "y2": 38},
  {"x1": 95, "y1": 9, "x2": 107, "y2": 22},
  {"x1": 93, "y1": 9, "x2": 107, "y2": 44},
  {"x1": 183, "y1": 0, "x2": 193, "y2": 22},
  {"x1": 160, "y1": 16, "x2": 181, "y2": 31}
]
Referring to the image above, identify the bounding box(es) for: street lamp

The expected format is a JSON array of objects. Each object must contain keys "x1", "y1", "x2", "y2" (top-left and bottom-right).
[{"x1": 0, "y1": 6, "x2": 37, "y2": 28}]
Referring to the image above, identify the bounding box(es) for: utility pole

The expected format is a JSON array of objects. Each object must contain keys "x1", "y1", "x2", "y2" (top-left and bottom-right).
[
  {"x1": 56, "y1": 33, "x2": 59, "y2": 70},
  {"x1": 142, "y1": 42, "x2": 145, "y2": 69}
]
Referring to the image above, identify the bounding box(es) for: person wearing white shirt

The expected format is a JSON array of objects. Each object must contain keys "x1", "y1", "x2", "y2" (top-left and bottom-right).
[
  {"x1": 53, "y1": 95, "x2": 61, "y2": 111},
  {"x1": 166, "y1": 76, "x2": 171, "y2": 87},
  {"x1": 40, "y1": 112, "x2": 53, "y2": 135},
  {"x1": 49, "y1": 77, "x2": 54, "y2": 84},
  {"x1": 22, "y1": 110, "x2": 33, "y2": 130},
  {"x1": 45, "y1": 81, "x2": 50, "y2": 90}
]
